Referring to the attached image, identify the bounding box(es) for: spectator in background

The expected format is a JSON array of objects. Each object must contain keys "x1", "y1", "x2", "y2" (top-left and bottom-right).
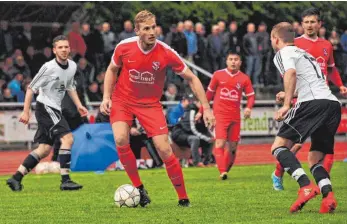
[
  {"x1": 161, "y1": 83, "x2": 180, "y2": 102},
  {"x1": 2, "y1": 87, "x2": 17, "y2": 103},
  {"x1": 101, "y1": 22, "x2": 117, "y2": 66},
  {"x1": 207, "y1": 24, "x2": 223, "y2": 71},
  {"x1": 297, "y1": 25, "x2": 304, "y2": 36},
  {"x1": 87, "y1": 82, "x2": 102, "y2": 102},
  {"x1": 243, "y1": 23, "x2": 261, "y2": 86},
  {"x1": 24, "y1": 46, "x2": 36, "y2": 76},
  {"x1": 319, "y1": 27, "x2": 327, "y2": 39},
  {"x1": 218, "y1": 20, "x2": 230, "y2": 67},
  {"x1": 0, "y1": 20, "x2": 14, "y2": 57},
  {"x1": 8, "y1": 73, "x2": 23, "y2": 97},
  {"x1": 171, "y1": 21, "x2": 187, "y2": 58},
  {"x1": 183, "y1": 20, "x2": 197, "y2": 63},
  {"x1": 194, "y1": 22, "x2": 210, "y2": 87},
  {"x1": 68, "y1": 22, "x2": 87, "y2": 61},
  {"x1": 228, "y1": 21, "x2": 241, "y2": 54},
  {"x1": 81, "y1": 22, "x2": 104, "y2": 74},
  {"x1": 12, "y1": 49, "x2": 23, "y2": 63},
  {"x1": 166, "y1": 93, "x2": 195, "y2": 126},
  {"x1": 256, "y1": 22, "x2": 271, "y2": 86},
  {"x1": 33, "y1": 47, "x2": 54, "y2": 71},
  {"x1": 329, "y1": 30, "x2": 342, "y2": 69},
  {"x1": 341, "y1": 29, "x2": 347, "y2": 77},
  {"x1": 2, "y1": 57, "x2": 19, "y2": 80},
  {"x1": 77, "y1": 57, "x2": 95, "y2": 86},
  {"x1": 164, "y1": 24, "x2": 176, "y2": 46},
  {"x1": 292, "y1": 21, "x2": 301, "y2": 37},
  {"x1": 14, "y1": 56, "x2": 30, "y2": 78},
  {"x1": 118, "y1": 20, "x2": 136, "y2": 41},
  {"x1": 45, "y1": 22, "x2": 62, "y2": 47},
  {"x1": 16, "y1": 22, "x2": 41, "y2": 52},
  {"x1": 155, "y1": 25, "x2": 165, "y2": 41},
  {"x1": 95, "y1": 71, "x2": 105, "y2": 86}
]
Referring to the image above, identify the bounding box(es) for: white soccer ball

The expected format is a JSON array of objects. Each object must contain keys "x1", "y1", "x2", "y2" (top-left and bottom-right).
[
  {"x1": 35, "y1": 162, "x2": 49, "y2": 174},
  {"x1": 48, "y1": 162, "x2": 61, "y2": 174},
  {"x1": 114, "y1": 184, "x2": 140, "y2": 208}
]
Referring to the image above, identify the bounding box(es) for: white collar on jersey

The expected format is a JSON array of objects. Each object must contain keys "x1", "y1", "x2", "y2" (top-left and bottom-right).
[
  {"x1": 225, "y1": 69, "x2": 240, "y2": 77},
  {"x1": 301, "y1": 34, "x2": 319, "y2": 42},
  {"x1": 137, "y1": 38, "x2": 158, "y2": 55}
]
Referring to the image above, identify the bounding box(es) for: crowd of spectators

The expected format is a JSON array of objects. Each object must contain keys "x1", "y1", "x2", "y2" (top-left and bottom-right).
[{"x1": 1, "y1": 19, "x2": 347, "y2": 104}]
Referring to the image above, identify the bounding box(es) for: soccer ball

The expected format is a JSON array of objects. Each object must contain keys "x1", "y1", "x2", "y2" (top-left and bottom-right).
[
  {"x1": 48, "y1": 162, "x2": 61, "y2": 174},
  {"x1": 35, "y1": 162, "x2": 50, "y2": 174},
  {"x1": 114, "y1": 184, "x2": 140, "y2": 208}
]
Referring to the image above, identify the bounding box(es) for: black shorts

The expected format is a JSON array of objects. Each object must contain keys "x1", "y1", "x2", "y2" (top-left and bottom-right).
[
  {"x1": 34, "y1": 102, "x2": 71, "y2": 146},
  {"x1": 277, "y1": 99, "x2": 341, "y2": 154}
]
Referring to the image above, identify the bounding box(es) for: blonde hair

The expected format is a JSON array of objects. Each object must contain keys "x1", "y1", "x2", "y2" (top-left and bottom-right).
[
  {"x1": 134, "y1": 10, "x2": 156, "y2": 29},
  {"x1": 271, "y1": 22, "x2": 295, "y2": 43}
]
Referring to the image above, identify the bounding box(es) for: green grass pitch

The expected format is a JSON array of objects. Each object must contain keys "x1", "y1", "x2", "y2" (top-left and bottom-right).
[{"x1": 1, "y1": 162, "x2": 346, "y2": 224}]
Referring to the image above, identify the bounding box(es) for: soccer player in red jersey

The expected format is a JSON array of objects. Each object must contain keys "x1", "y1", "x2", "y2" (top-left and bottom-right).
[
  {"x1": 271, "y1": 8, "x2": 347, "y2": 191},
  {"x1": 100, "y1": 10, "x2": 215, "y2": 207},
  {"x1": 197, "y1": 52, "x2": 255, "y2": 180}
]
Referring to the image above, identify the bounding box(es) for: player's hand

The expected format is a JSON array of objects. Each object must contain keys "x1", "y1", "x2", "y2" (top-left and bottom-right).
[
  {"x1": 203, "y1": 108, "x2": 215, "y2": 130},
  {"x1": 276, "y1": 91, "x2": 285, "y2": 104},
  {"x1": 19, "y1": 111, "x2": 30, "y2": 125},
  {"x1": 275, "y1": 105, "x2": 290, "y2": 121},
  {"x1": 130, "y1": 127, "x2": 141, "y2": 136},
  {"x1": 78, "y1": 106, "x2": 89, "y2": 117},
  {"x1": 244, "y1": 108, "x2": 252, "y2": 119},
  {"x1": 100, "y1": 98, "x2": 112, "y2": 115},
  {"x1": 339, "y1": 86, "x2": 347, "y2": 97},
  {"x1": 195, "y1": 112, "x2": 202, "y2": 121}
]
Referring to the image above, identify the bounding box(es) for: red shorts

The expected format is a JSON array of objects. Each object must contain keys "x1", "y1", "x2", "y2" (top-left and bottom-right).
[
  {"x1": 214, "y1": 116, "x2": 240, "y2": 142},
  {"x1": 110, "y1": 99, "x2": 168, "y2": 137}
]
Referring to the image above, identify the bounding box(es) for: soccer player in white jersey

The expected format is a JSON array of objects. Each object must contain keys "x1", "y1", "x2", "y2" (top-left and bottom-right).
[
  {"x1": 270, "y1": 22, "x2": 340, "y2": 213},
  {"x1": 6, "y1": 35, "x2": 88, "y2": 192}
]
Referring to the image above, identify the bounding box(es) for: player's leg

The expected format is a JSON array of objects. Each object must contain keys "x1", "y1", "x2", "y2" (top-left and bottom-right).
[
  {"x1": 110, "y1": 103, "x2": 150, "y2": 206},
  {"x1": 272, "y1": 143, "x2": 302, "y2": 191},
  {"x1": 225, "y1": 121, "x2": 240, "y2": 173},
  {"x1": 213, "y1": 119, "x2": 229, "y2": 179},
  {"x1": 308, "y1": 103, "x2": 341, "y2": 213},
  {"x1": 152, "y1": 134, "x2": 190, "y2": 206},
  {"x1": 136, "y1": 105, "x2": 189, "y2": 207},
  {"x1": 6, "y1": 143, "x2": 51, "y2": 191},
  {"x1": 271, "y1": 136, "x2": 319, "y2": 213}
]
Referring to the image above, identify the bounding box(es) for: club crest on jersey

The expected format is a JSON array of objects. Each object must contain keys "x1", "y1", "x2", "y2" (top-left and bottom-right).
[
  {"x1": 152, "y1": 61, "x2": 160, "y2": 71},
  {"x1": 236, "y1": 83, "x2": 241, "y2": 90},
  {"x1": 323, "y1": 48, "x2": 328, "y2": 56}
]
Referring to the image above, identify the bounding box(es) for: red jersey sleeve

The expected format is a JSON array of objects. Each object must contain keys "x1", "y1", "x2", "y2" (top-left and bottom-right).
[
  {"x1": 327, "y1": 44, "x2": 335, "y2": 67},
  {"x1": 244, "y1": 77, "x2": 255, "y2": 97},
  {"x1": 166, "y1": 48, "x2": 187, "y2": 75},
  {"x1": 111, "y1": 44, "x2": 123, "y2": 67},
  {"x1": 207, "y1": 72, "x2": 218, "y2": 92}
]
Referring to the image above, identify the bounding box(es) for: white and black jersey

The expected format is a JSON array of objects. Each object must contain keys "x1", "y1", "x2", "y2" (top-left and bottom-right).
[
  {"x1": 274, "y1": 46, "x2": 341, "y2": 153},
  {"x1": 29, "y1": 58, "x2": 77, "y2": 111},
  {"x1": 273, "y1": 46, "x2": 338, "y2": 103}
]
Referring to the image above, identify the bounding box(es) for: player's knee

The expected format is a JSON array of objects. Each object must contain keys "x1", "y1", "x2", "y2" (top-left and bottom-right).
[
  {"x1": 153, "y1": 136, "x2": 172, "y2": 160},
  {"x1": 60, "y1": 133, "x2": 74, "y2": 147},
  {"x1": 34, "y1": 144, "x2": 51, "y2": 158},
  {"x1": 115, "y1": 134, "x2": 129, "y2": 146},
  {"x1": 291, "y1": 144, "x2": 302, "y2": 154},
  {"x1": 215, "y1": 139, "x2": 226, "y2": 149}
]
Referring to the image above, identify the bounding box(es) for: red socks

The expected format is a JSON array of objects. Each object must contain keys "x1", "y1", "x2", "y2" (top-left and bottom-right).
[
  {"x1": 117, "y1": 144, "x2": 142, "y2": 188},
  {"x1": 214, "y1": 148, "x2": 226, "y2": 174},
  {"x1": 225, "y1": 149, "x2": 236, "y2": 172},
  {"x1": 274, "y1": 161, "x2": 285, "y2": 177},
  {"x1": 323, "y1": 154, "x2": 334, "y2": 174},
  {"x1": 164, "y1": 154, "x2": 188, "y2": 200}
]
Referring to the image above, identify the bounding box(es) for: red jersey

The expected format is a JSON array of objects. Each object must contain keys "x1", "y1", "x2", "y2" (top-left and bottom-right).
[
  {"x1": 208, "y1": 69, "x2": 254, "y2": 117},
  {"x1": 294, "y1": 35, "x2": 335, "y2": 79},
  {"x1": 111, "y1": 36, "x2": 187, "y2": 105}
]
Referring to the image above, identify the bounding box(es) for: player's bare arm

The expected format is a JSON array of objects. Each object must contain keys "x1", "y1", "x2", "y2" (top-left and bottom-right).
[
  {"x1": 19, "y1": 88, "x2": 35, "y2": 125},
  {"x1": 67, "y1": 89, "x2": 88, "y2": 117},
  {"x1": 100, "y1": 62, "x2": 119, "y2": 115},
  {"x1": 180, "y1": 68, "x2": 216, "y2": 129},
  {"x1": 327, "y1": 67, "x2": 347, "y2": 97},
  {"x1": 276, "y1": 68, "x2": 296, "y2": 121}
]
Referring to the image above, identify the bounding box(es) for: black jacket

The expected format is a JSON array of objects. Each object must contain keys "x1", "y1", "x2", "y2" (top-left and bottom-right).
[{"x1": 172, "y1": 104, "x2": 211, "y2": 142}]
